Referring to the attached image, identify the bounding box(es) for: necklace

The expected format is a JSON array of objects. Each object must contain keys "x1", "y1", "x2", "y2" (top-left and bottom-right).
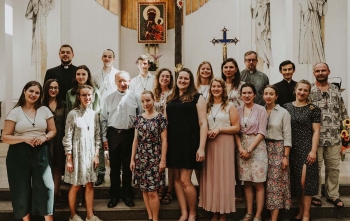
[
  {"x1": 211, "y1": 104, "x2": 222, "y2": 122},
  {"x1": 22, "y1": 108, "x2": 36, "y2": 127},
  {"x1": 243, "y1": 106, "x2": 253, "y2": 128},
  {"x1": 200, "y1": 85, "x2": 209, "y2": 100},
  {"x1": 140, "y1": 76, "x2": 149, "y2": 90},
  {"x1": 81, "y1": 108, "x2": 91, "y2": 131}
]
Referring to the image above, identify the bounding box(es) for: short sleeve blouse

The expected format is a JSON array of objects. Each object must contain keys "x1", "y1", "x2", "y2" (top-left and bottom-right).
[{"x1": 6, "y1": 106, "x2": 53, "y2": 137}]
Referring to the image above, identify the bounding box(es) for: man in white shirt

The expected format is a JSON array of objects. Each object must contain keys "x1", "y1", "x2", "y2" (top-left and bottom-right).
[
  {"x1": 93, "y1": 49, "x2": 119, "y2": 186},
  {"x1": 100, "y1": 71, "x2": 142, "y2": 208},
  {"x1": 129, "y1": 54, "x2": 155, "y2": 96}
]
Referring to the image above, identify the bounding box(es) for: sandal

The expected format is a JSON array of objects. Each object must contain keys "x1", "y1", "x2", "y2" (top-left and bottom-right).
[
  {"x1": 327, "y1": 198, "x2": 344, "y2": 208},
  {"x1": 253, "y1": 218, "x2": 261, "y2": 221},
  {"x1": 161, "y1": 192, "x2": 173, "y2": 204},
  {"x1": 158, "y1": 190, "x2": 164, "y2": 201},
  {"x1": 235, "y1": 197, "x2": 243, "y2": 203},
  {"x1": 242, "y1": 213, "x2": 254, "y2": 221},
  {"x1": 311, "y1": 197, "x2": 322, "y2": 206}
]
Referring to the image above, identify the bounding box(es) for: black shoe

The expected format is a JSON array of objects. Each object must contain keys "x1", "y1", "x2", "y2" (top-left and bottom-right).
[
  {"x1": 122, "y1": 197, "x2": 135, "y2": 207},
  {"x1": 95, "y1": 174, "x2": 105, "y2": 186},
  {"x1": 107, "y1": 198, "x2": 119, "y2": 208}
]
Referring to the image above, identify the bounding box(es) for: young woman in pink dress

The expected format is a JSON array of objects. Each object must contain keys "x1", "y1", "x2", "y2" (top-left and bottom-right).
[{"x1": 199, "y1": 78, "x2": 240, "y2": 221}]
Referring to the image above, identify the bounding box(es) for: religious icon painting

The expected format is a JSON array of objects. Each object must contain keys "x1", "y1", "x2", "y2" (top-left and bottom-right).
[{"x1": 138, "y1": 2, "x2": 167, "y2": 43}]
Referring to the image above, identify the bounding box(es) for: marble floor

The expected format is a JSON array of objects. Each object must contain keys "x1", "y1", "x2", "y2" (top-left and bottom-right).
[{"x1": 0, "y1": 143, "x2": 350, "y2": 189}]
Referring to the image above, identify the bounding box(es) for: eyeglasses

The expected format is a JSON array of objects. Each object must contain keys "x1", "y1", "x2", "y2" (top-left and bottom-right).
[
  {"x1": 245, "y1": 59, "x2": 257, "y2": 63},
  {"x1": 49, "y1": 86, "x2": 59, "y2": 91}
]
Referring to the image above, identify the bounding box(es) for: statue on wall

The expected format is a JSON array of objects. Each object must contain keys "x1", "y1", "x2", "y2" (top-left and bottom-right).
[
  {"x1": 298, "y1": 0, "x2": 328, "y2": 65},
  {"x1": 251, "y1": 0, "x2": 273, "y2": 68},
  {"x1": 25, "y1": 0, "x2": 55, "y2": 66}
]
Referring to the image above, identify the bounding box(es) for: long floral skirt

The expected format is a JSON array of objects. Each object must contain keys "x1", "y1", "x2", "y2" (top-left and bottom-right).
[{"x1": 265, "y1": 139, "x2": 292, "y2": 210}]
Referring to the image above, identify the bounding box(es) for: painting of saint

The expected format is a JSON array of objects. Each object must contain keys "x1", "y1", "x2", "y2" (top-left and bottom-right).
[
  {"x1": 25, "y1": 0, "x2": 55, "y2": 65},
  {"x1": 298, "y1": 0, "x2": 328, "y2": 65},
  {"x1": 251, "y1": 0, "x2": 273, "y2": 68},
  {"x1": 138, "y1": 2, "x2": 166, "y2": 43}
]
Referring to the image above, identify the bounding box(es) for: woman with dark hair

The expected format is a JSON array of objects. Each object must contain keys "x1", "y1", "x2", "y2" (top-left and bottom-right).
[
  {"x1": 263, "y1": 85, "x2": 292, "y2": 221},
  {"x1": 196, "y1": 61, "x2": 214, "y2": 100},
  {"x1": 234, "y1": 83, "x2": 268, "y2": 221},
  {"x1": 153, "y1": 68, "x2": 173, "y2": 114},
  {"x1": 2, "y1": 81, "x2": 56, "y2": 221},
  {"x1": 63, "y1": 85, "x2": 102, "y2": 221},
  {"x1": 222, "y1": 58, "x2": 245, "y2": 204},
  {"x1": 42, "y1": 79, "x2": 66, "y2": 208},
  {"x1": 153, "y1": 68, "x2": 174, "y2": 204},
  {"x1": 199, "y1": 78, "x2": 240, "y2": 221},
  {"x1": 221, "y1": 58, "x2": 244, "y2": 108},
  {"x1": 284, "y1": 80, "x2": 321, "y2": 221},
  {"x1": 66, "y1": 65, "x2": 101, "y2": 113},
  {"x1": 166, "y1": 67, "x2": 208, "y2": 221}
]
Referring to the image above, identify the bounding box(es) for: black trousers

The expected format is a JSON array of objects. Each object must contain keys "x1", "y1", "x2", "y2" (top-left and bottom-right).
[{"x1": 107, "y1": 127, "x2": 134, "y2": 199}]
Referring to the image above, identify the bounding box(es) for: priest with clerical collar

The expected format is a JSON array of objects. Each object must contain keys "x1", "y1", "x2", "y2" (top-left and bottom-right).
[
  {"x1": 240, "y1": 51, "x2": 269, "y2": 106},
  {"x1": 44, "y1": 44, "x2": 77, "y2": 102},
  {"x1": 274, "y1": 60, "x2": 297, "y2": 106}
]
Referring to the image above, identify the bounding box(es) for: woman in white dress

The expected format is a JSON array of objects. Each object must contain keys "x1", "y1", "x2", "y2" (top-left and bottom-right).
[
  {"x1": 63, "y1": 85, "x2": 102, "y2": 221},
  {"x1": 199, "y1": 78, "x2": 240, "y2": 221}
]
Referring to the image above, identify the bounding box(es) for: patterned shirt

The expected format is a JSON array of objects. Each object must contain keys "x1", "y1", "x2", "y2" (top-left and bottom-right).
[{"x1": 310, "y1": 83, "x2": 349, "y2": 147}]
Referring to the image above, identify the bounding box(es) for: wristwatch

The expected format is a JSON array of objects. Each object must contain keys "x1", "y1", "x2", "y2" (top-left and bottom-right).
[{"x1": 284, "y1": 155, "x2": 289, "y2": 159}]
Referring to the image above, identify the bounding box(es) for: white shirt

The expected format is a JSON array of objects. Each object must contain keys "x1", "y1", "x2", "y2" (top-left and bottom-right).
[
  {"x1": 93, "y1": 67, "x2": 119, "y2": 105},
  {"x1": 129, "y1": 72, "x2": 155, "y2": 97},
  {"x1": 100, "y1": 89, "x2": 142, "y2": 142}
]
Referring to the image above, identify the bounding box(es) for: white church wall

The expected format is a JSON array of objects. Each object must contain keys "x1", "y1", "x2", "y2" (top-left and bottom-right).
[
  {"x1": 183, "y1": 0, "x2": 238, "y2": 77},
  {"x1": 11, "y1": 0, "x2": 61, "y2": 99},
  {"x1": 120, "y1": 26, "x2": 176, "y2": 78},
  {"x1": 64, "y1": 0, "x2": 120, "y2": 74}
]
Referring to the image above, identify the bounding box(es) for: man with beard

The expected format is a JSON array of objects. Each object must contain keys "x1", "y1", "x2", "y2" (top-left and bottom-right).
[
  {"x1": 93, "y1": 49, "x2": 119, "y2": 186},
  {"x1": 44, "y1": 44, "x2": 77, "y2": 102},
  {"x1": 310, "y1": 62, "x2": 348, "y2": 208},
  {"x1": 274, "y1": 60, "x2": 297, "y2": 106},
  {"x1": 240, "y1": 51, "x2": 269, "y2": 105}
]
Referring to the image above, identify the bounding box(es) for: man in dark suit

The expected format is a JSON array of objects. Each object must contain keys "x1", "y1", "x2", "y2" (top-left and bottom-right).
[
  {"x1": 44, "y1": 44, "x2": 77, "y2": 102},
  {"x1": 274, "y1": 60, "x2": 297, "y2": 106}
]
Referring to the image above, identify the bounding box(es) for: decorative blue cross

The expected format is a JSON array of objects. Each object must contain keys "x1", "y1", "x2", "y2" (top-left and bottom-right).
[{"x1": 210, "y1": 27, "x2": 239, "y2": 61}]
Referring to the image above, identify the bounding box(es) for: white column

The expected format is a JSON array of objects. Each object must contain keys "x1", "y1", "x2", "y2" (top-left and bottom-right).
[
  {"x1": 0, "y1": 0, "x2": 14, "y2": 129},
  {"x1": 285, "y1": 0, "x2": 294, "y2": 61}
]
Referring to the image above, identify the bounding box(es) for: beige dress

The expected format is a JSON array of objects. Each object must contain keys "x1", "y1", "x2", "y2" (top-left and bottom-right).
[{"x1": 199, "y1": 103, "x2": 235, "y2": 213}]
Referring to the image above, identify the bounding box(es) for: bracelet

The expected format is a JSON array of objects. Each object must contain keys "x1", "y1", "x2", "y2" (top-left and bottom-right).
[{"x1": 284, "y1": 155, "x2": 289, "y2": 159}]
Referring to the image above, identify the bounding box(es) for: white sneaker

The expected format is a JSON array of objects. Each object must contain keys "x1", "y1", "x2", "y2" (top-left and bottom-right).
[
  {"x1": 86, "y1": 215, "x2": 102, "y2": 221},
  {"x1": 69, "y1": 214, "x2": 83, "y2": 221}
]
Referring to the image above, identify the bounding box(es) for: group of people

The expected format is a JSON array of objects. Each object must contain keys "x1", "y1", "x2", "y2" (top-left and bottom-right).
[{"x1": 2, "y1": 46, "x2": 347, "y2": 221}]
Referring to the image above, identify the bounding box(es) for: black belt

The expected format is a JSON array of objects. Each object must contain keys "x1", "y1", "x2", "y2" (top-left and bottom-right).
[{"x1": 108, "y1": 127, "x2": 134, "y2": 134}]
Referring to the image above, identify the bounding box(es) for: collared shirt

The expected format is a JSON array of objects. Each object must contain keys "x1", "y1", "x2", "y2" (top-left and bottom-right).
[
  {"x1": 310, "y1": 83, "x2": 349, "y2": 147},
  {"x1": 129, "y1": 72, "x2": 155, "y2": 96},
  {"x1": 241, "y1": 69, "x2": 269, "y2": 105},
  {"x1": 274, "y1": 79, "x2": 297, "y2": 106},
  {"x1": 93, "y1": 67, "x2": 119, "y2": 106},
  {"x1": 100, "y1": 89, "x2": 142, "y2": 142},
  {"x1": 265, "y1": 104, "x2": 292, "y2": 147}
]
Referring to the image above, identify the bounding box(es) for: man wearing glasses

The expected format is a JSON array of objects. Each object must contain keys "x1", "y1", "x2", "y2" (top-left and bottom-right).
[
  {"x1": 240, "y1": 51, "x2": 269, "y2": 105},
  {"x1": 310, "y1": 62, "x2": 348, "y2": 208}
]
